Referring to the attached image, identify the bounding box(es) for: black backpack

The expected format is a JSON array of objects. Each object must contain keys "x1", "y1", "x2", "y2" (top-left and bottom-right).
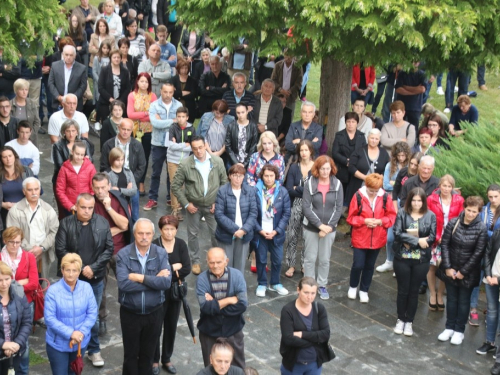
[{"x1": 355, "y1": 191, "x2": 388, "y2": 215}]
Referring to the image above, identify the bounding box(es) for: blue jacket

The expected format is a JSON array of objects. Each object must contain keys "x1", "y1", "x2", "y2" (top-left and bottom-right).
[
  {"x1": 196, "y1": 267, "x2": 247, "y2": 338},
  {"x1": 149, "y1": 97, "x2": 183, "y2": 147},
  {"x1": 284, "y1": 121, "x2": 323, "y2": 160},
  {"x1": 45, "y1": 279, "x2": 97, "y2": 352},
  {"x1": 197, "y1": 112, "x2": 234, "y2": 139},
  {"x1": 116, "y1": 243, "x2": 171, "y2": 315},
  {"x1": 0, "y1": 284, "x2": 31, "y2": 357},
  {"x1": 254, "y1": 180, "x2": 291, "y2": 246},
  {"x1": 214, "y1": 182, "x2": 257, "y2": 244},
  {"x1": 481, "y1": 202, "x2": 500, "y2": 238}
]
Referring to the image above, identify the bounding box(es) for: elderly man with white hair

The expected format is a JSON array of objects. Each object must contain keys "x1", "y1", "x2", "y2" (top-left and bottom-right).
[
  {"x1": 6, "y1": 177, "x2": 59, "y2": 280},
  {"x1": 47, "y1": 94, "x2": 89, "y2": 143},
  {"x1": 399, "y1": 155, "x2": 439, "y2": 208},
  {"x1": 47, "y1": 45, "x2": 88, "y2": 112}
]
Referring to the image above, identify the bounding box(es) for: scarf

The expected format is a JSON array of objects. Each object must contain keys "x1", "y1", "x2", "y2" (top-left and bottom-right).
[
  {"x1": 263, "y1": 183, "x2": 277, "y2": 219},
  {"x1": 1, "y1": 246, "x2": 23, "y2": 278}
]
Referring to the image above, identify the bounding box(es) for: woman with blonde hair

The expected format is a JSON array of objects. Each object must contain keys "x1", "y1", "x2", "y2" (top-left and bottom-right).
[
  {"x1": 10, "y1": 79, "x2": 41, "y2": 146},
  {"x1": 245, "y1": 131, "x2": 285, "y2": 186}
]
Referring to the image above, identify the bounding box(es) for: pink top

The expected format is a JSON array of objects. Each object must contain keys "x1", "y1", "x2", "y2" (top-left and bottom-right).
[{"x1": 318, "y1": 183, "x2": 329, "y2": 204}]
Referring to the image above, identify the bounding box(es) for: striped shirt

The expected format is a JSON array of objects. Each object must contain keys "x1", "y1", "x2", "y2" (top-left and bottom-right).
[
  {"x1": 258, "y1": 95, "x2": 272, "y2": 125},
  {"x1": 209, "y1": 268, "x2": 229, "y2": 300}
]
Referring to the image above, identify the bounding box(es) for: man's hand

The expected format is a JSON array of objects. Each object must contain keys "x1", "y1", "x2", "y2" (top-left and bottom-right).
[
  {"x1": 210, "y1": 203, "x2": 215, "y2": 214},
  {"x1": 128, "y1": 273, "x2": 144, "y2": 283},
  {"x1": 82, "y1": 266, "x2": 94, "y2": 279},
  {"x1": 257, "y1": 124, "x2": 266, "y2": 133},
  {"x1": 455, "y1": 271, "x2": 464, "y2": 280},
  {"x1": 182, "y1": 91, "x2": 190, "y2": 96},
  {"x1": 247, "y1": 106, "x2": 253, "y2": 112},
  {"x1": 155, "y1": 114, "x2": 161, "y2": 120},
  {"x1": 222, "y1": 83, "x2": 227, "y2": 88},
  {"x1": 187, "y1": 203, "x2": 198, "y2": 214},
  {"x1": 102, "y1": 196, "x2": 111, "y2": 210},
  {"x1": 312, "y1": 137, "x2": 319, "y2": 142},
  {"x1": 234, "y1": 229, "x2": 245, "y2": 239},
  {"x1": 156, "y1": 269, "x2": 170, "y2": 277},
  {"x1": 292, "y1": 138, "x2": 301, "y2": 144},
  {"x1": 205, "y1": 292, "x2": 213, "y2": 301},
  {"x1": 137, "y1": 13, "x2": 144, "y2": 20},
  {"x1": 29, "y1": 246, "x2": 43, "y2": 259}
]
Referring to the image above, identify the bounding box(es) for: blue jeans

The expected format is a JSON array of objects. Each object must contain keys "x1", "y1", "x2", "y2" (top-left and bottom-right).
[
  {"x1": 349, "y1": 248, "x2": 380, "y2": 292},
  {"x1": 280, "y1": 362, "x2": 322, "y2": 375},
  {"x1": 485, "y1": 283, "x2": 500, "y2": 343},
  {"x1": 385, "y1": 226, "x2": 395, "y2": 262},
  {"x1": 17, "y1": 301, "x2": 34, "y2": 375},
  {"x1": 470, "y1": 267, "x2": 484, "y2": 309},
  {"x1": 445, "y1": 283, "x2": 473, "y2": 333},
  {"x1": 88, "y1": 281, "x2": 104, "y2": 355},
  {"x1": 477, "y1": 65, "x2": 486, "y2": 86},
  {"x1": 148, "y1": 145, "x2": 170, "y2": 202},
  {"x1": 47, "y1": 343, "x2": 88, "y2": 375},
  {"x1": 382, "y1": 83, "x2": 395, "y2": 123},
  {"x1": 130, "y1": 190, "x2": 139, "y2": 223},
  {"x1": 256, "y1": 236, "x2": 283, "y2": 286},
  {"x1": 351, "y1": 90, "x2": 374, "y2": 106},
  {"x1": 423, "y1": 80, "x2": 432, "y2": 104}
]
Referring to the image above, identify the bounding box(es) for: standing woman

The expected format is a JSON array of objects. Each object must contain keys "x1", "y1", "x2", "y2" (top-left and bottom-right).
[
  {"x1": 302, "y1": 155, "x2": 343, "y2": 300},
  {"x1": 10, "y1": 79, "x2": 41, "y2": 146},
  {"x1": 68, "y1": 15, "x2": 89, "y2": 66},
  {"x1": 114, "y1": 0, "x2": 129, "y2": 29},
  {"x1": 97, "y1": 49, "x2": 131, "y2": 126},
  {"x1": 101, "y1": 100, "x2": 125, "y2": 149},
  {"x1": 224, "y1": 104, "x2": 259, "y2": 169},
  {"x1": 279, "y1": 277, "x2": 331, "y2": 375},
  {"x1": 284, "y1": 140, "x2": 314, "y2": 278},
  {"x1": 92, "y1": 40, "x2": 112, "y2": 106},
  {"x1": 246, "y1": 131, "x2": 285, "y2": 186},
  {"x1": 426, "y1": 175, "x2": 464, "y2": 311},
  {"x1": 437, "y1": 196, "x2": 488, "y2": 345},
  {"x1": 254, "y1": 164, "x2": 291, "y2": 298},
  {"x1": 95, "y1": 0, "x2": 123, "y2": 40},
  {"x1": 214, "y1": 164, "x2": 257, "y2": 274},
  {"x1": 118, "y1": 38, "x2": 139, "y2": 84},
  {"x1": 106, "y1": 147, "x2": 137, "y2": 199},
  {"x1": 346, "y1": 128, "x2": 390, "y2": 207},
  {"x1": 393, "y1": 187, "x2": 436, "y2": 337},
  {"x1": 127, "y1": 72, "x2": 157, "y2": 196},
  {"x1": 45, "y1": 254, "x2": 97, "y2": 375},
  {"x1": 124, "y1": 19, "x2": 146, "y2": 63},
  {"x1": 152, "y1": 215, "x2": 191, "y2": 375},
  {"x1": 172, "y1": 58, "x2": 198, "y2": 121},
  {"x1": 347, "y1": 174, "x2": 396, "y2": 303},
  {"x1": 89, "y1": 19, "x2": 112, "y2": 71},
  {"x1": 197, "y1": 100, "x2": 234, "y2": 159}
]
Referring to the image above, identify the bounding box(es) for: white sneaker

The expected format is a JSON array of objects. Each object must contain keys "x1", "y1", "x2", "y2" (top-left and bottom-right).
[
  {"x1": 393, "y1": 272, "x2": 396, "y2": 278},
  {"x1": 454, "y1": 86, "x2": 459, "y2": 93},
  {"x1": 256, "y1": 285, "x2": 266, "y2": 297},
  {"x1": 376, "y1": 261, "x2": 393, "y2": 273},
  {"x1": 403, "y1": 322, "x2": 413, "y2": 336},
  {"x1": 394, "y1": 319, "x2": 405, "y2": 335},
  {"x1": 88, "y1": 352, "x2": 104, "y2": 367},
  {"x1": 359, "y1": 291, "x2": 369, "y2": 303},
  {"x1": 450, "y1": 332, "x2": 465, "y2": 345},
  {"x1": 443, "y1": 108, "x2": 451, "y2": 114},
  {"x1": 438, "y1": 329, "x2": 455, "y2": 341},
  {"x1": 347, "y1": 287, "x2": 357, "y2": 300},
  {"x1": 436, "y1": 86, "x2": 444, "y2": 95}
]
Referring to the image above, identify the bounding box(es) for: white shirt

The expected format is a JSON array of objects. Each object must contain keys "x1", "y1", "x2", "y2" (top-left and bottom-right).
[
  {"x1": 261, "y1": 195, "x2": 274, "y2": 232},
  {"x1": 63, "y1": 63, "x2": 74, "y2": 96},
  {"x1": 48, "y1": 110, "x2": 90, "y2": 137},
  {"x1": 233, "y1": 189, "x2": 243, "y2": 228},
  {"x1": 5, "y1": 139, "x2": 40, "y2": 175}
]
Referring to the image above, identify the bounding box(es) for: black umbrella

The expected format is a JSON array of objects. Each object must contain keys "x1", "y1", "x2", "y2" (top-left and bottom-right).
[{"x1": 174, "y1": 273, "x2": 196, "y2": 343}]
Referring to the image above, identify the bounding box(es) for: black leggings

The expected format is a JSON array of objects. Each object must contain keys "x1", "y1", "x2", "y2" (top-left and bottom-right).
[{"x1": 394, "y1": 258, "x2": 429, "y2": 322}]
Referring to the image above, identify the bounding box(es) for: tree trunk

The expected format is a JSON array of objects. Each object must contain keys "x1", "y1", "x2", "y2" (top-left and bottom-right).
[{"x1": 319, "y1": 57, "x2": 352, "y2": 155}]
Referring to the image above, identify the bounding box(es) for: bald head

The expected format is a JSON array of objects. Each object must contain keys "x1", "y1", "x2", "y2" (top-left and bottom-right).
[{"x1": 207, "y1": 247, "x2": 228, "y2": 278}]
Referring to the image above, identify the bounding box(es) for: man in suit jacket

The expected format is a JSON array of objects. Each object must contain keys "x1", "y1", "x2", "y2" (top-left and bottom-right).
[
  {"x1": 254, "y1": 79, "x2": 283, "y2": 137},
  {"x1": 271, "y1": 51, "x2": 303, "y2": 120},
  {"x1": 47, "y1": 45, "x2": 88, "y2": 112}
]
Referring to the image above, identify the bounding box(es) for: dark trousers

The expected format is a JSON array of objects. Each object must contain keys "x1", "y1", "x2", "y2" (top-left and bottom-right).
[
  {"x1": 445, "y1": 283, "x2": 473, "y2": 333},
  {"x1": 99, "y1": 255, "x2": 117, "y2": 321},
  {"x1": 371, "y1": 81, "x2": 387, "y2": 114},
  {"x1": 140, "y1": 132, "x2": 152, "y2": 184},
  {"x1": 166, "y1": 23, "x2": 182, "y2": 49},
  {"x1": 349, "y1": 248, "x2": 380, "y2": 292},
  {"x1": 445, "y1": 70, "x2": 469, "y2": 108},
  {"x1": 256, "y1": 236, "x2": 283, "y2": 286},
  {"x1": 199, "y1": 330, "x2": 245, "y2": 369},
  {"x1": 404, "y1": 111, "x2": 420, "y2": 129},
  {"x1": 394, "y1": 258, "x2": 429, "y2": 322},
  {"x1": 120, "y1": 305, "x2": 163, "y2": 375},
  {"x1": 477, "y1": 65, "x2": 486, "y2": 86},
  {"x1": 153, "y1": 291, "x2": 182, "y2": 364},
  {"x1": 47, "y1": 343, "x2": 88, "y2": 375},
  {"x1": 149, "y1": 145, "x2": 170, "y2": 201}
]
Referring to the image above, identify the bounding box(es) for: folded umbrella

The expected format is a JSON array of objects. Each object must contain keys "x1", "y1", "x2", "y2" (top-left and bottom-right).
[{"x1": 69, "y1": 341, "x2": 84, "y2": 375}]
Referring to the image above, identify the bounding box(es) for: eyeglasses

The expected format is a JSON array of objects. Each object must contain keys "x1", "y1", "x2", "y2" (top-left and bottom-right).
[
  {"x1": 7, "y1": 241, "x2": 21, "y2": 246},
  {"x1": 231, "y1": 174, "x2": 244, "y2": 179}
]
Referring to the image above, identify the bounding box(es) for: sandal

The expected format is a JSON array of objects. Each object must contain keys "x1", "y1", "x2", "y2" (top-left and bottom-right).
[{"x1": 285, "y1": 267, "x2": 295, "y2": 278}]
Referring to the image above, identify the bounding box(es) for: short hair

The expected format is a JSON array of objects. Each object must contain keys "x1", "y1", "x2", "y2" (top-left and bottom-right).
[
  {"x1": 22, "y1": 176, "x2": 41, "y2": 190},
  {"x1": 177, "y1": 106, "x2": 189, "y2": 116},
  {"x1": 158, "y1": 215, "x2": 179, "y2": 230},
  {"x1": 404, "y1": 187, "x2": 428, "y2": 214},
  {"x1": 92, "y1": 172, "x2": 110, "y2": 184},
  {"x1": 210, "y1": 337, "x2": 234, "y2": 356},
  {"x1": 76, "y1": 192, "x2": 95, "y2": 205},
  {"x1": 259, "y1": 164, "x2": 280, "y2": 180},
  {"x1": 298, "y1": 276, "x2": 318, "y2": 290},
  {"x1": 104, "y1": 0, "x2": 114, "y2": 7},
  {"x1": 487, "y1": 184, "x2": 500, "y2": 194},
  {"x1": 439, "y1": 174, "x2": 456, "y2": 189},
  {"x1": 201, "y1": 48, "x2": 212, "y2": 57},
  {"x1": 109, "y1": 99, "x2": 126, "y2": 115},
  {"x1": 232, "y1": 72, "x2": 247, "y2": 82},
  {"x1": 344, "y1": 112, "x2": 359, "y2": 124},
  {"x1": 457, "y1": 95, "x2": 471, "y2": 106},
  {"x1": 118, "y1": 37, "x2": 131, "y2": 49},
  {"x1": 58, "y1": 37, "x2": 76, "y2": 52},
  {"x1": 60, "y1": 119, "x2": 80, "y2": 138},
  {"x1": 464, "y1": 196, "x2": 484, "y2": 210},
  {"x1": 17, "y1": 120, "x2": 32, "y2": 132},
  {"x1": 2, "y1": 226, "x2": 24, "y2": 243},
  {"x1": 134, "y1": 72, "x2": 152, "y2": 94},
  {"x1": 421, "y1": 102, "x2": 436, "y2": 116},
  {"x1": 156, "y1": 25, "x2": 168, "y2": 34},
  {"x1": 353, "y1": 97, "x2": 366, "y2": 105},
  {"x1": 176, "y1": 58, "x2": 190, "y2": 73},
  {"x1": 190, "y1": 135, "x2": 205, "y2": 144},
  {"x1": 60, "y1": 253, "x2": 82, "y2": 273},
  {"x1": 161, "y1": 82, "x2": 174, "y2": 91},
  {"x1": 209, "y1": 55, "x2": 220, "y2": 64},
  {"x1": 62, "y1": 44, "x2": 77, "y2": 56},
  {"x1": 418, "y1": 127, "x2": 433, "y2": 137},
  {"x1": 301, "y1": 101, "x2": 316, "y2": 112},
  {"x1": 367, "y1": 128, "x2": 382, "y2": 137},
  {"x1": 212, "y1": 99, "x2": 229, "y2": 113},
  {"x1": 390, "y1": 100, "x2": 405, "y2": 112},
  {"x1": 261, "y1": 78, "x2": 275, "y2": 88},
  {"x1": 365, "y1": 173, "x2": 383, "y2": 190},
  {"x1": 133, "y1": 217, "x2": 155, "y2": 235},
  {"x1": 63, "y1": 94, "x2": 78, "y2": 104},
  {"x1": 69, "y1": 141, "x2": 87, "y2": 161},
  {"x1": 0, "y1": 96, "x2": 9, "y2": 104},
  {"x1": 228, "y1": 164, "x2": 246, "y2": 176},
  {"x1": 257, "y1": 131, "x2": 280, "y2": 154},
  {"x1": 296, "y1": 140, "x2": 315, "y2": 162},
  {"x1": 420, "y1": 155, "x2": 435, "y2": 166},
  {"x1": 109, "y1": 48, "x2": 121, "y2": 60},
  {"x1": 109, "y1": 147, "x2": 125, "y2": 165},
  {"x1": 311, "y1": 155, "x2": 337, "y2": 178},
  {"x1": 0, "y1": 262, "x2": 13, "y2": 278},
  {"x1": 13, "y1": 79, "x2": 29, "y2": 93}
]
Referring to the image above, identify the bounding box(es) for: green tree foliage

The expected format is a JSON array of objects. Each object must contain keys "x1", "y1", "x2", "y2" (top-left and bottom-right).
[
  {"x1": 1, "y1": 0, "x2": 66, "y2": 64},
  {"x1": 432, "y1": 121, "x2": 500, "y2": 199}
]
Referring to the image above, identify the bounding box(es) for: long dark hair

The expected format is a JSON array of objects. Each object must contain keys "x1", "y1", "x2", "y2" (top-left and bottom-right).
[
  {"x1": 404, "y1": 187, "x2": 428, "y2": 215},
  {"x1": 0, "y1": 146, "x2": 25, "y2": 182},
  {"x1": 69, "y1": 15, "x2": 84, "y2": 42}
]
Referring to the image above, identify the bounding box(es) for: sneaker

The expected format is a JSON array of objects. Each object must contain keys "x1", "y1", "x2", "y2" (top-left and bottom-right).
[
  {"x1": 436, "y1": 86, "x2": 445, "y2": 95},
  {"x1": 143, "y1": 199, "x2": 158, "y2": 210},
  {"x1": 444, "y1": 108, "x2": 451, "y2": 113},
  {"x1": 376, "y1": 260, "x2": 393, "y2": 273},
  {"x1": 166, "y1": 199, "x2": 172, "y2": 206},
  {"x1": 494, "y1": 354, "x2": 497, "y2": 360},
  {"x1": 403, "y1": 322, "x2": 413, "y2": 336},
  {"x1": 318, "y1": 286, "x2": 330, "y2": 300},
  {"x1": 347, "y1": 287, "x2": 357, "y2": 300},
  {"x1": 450, "y1": 332, "x2": 464, "y2": 345},
  {"x1": 479, "y1": 84, "x2": 488, "y2": 91},
  {"x1": 256, "y1": 285, "x2": 266, "y2": 297},
  {"x1": 359, "y1": 291, "x2": 369, "y2": 303},
  {"x1": 394, "y1": 319, "x2": 405, "y2": 335},
  {"x1": 469, "y1": 311, "x2": 480, "y2": 326},
  {"x1": 393, "y1": 272, "x2": 396, "y2": 278},
  {"x1": 477, "y1": 342, "x2": 497, "y2": 355},
  {"x1": 491, "y1": 362, "x2": 500, "y2": 375},
  {"x1": 454, "y1": 86, "x2": 459, "y2": 93},
  {"x1": 268, "y1": 284, "x2": 289, "y2": 295},
  {"x1": 88, "y1": 352, "x2": 104, "y2": 367},
  {"x1": 438, "y1": 329, "x2": 455, "y2": 341}
]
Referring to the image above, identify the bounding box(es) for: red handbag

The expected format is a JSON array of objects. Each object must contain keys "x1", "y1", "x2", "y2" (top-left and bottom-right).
[{"x1": 32, "y1": 278, "x2": 50, "y2": 322}]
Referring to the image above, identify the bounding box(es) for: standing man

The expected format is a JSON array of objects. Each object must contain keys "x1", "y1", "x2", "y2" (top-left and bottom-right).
[
  {"x1": 198, "y1": 56, "x2": 231, "y2": 115},
  {"x1": 395, "y1": 61, "x2": 426, "y2": 129},
  {"x1": 100, "y1": 118, "x2": 146, "y2": 222},
  {"x1": 399, "y1": 155, "x2": 439, "y2": 208},
  {"x1": 138, "y1": 44, "x2": 172, "y2": 98},
  {"x1": 6, "y1": 121, "x2": 40, "y2": 176},
  {"x1": 145, "y1": 82, "x2": 182, "y2": 210},
  {"x1": 171, "y1": 136, "x2": 227, "y2": 275},
  {"x1": 71, "y1": 0, "x2": 100, "y2": 43},
  {"x1": 55, "y1": 193, "x2": 114, "y2": 368},
  {"x1": 196, "y1": 247, "x2": 247, "y2": 369},
  {"x1": 0, "y1": 96, "x2": 18, "y2": 147},
  {"x1": 116, "y1": 218, "x2": 171, "y2": 375},
  {"x1": 156, "y1": 25, "x2": 177, "y2": 71},
  {"x1": 157, "y1": 0, "x2": 183, "y2": 48},
  {"x1": 48, "y1": 94, "x2": 89, "y2": 143},
  {"x1": 7, "y1": 178, "x2": 59, "y2": 280},
  {"x1": 227, "y1": 37, "x2": 253, "y2": 82},
  {"x1": 221, "y1": 72, "x2": 255, "y2": 119},
  {"x1": 254, "y1": 78, "x2": 283, "y2": 137},
  {"x1": 271, "y1": 51, "x2": 303, "y2": 120}
]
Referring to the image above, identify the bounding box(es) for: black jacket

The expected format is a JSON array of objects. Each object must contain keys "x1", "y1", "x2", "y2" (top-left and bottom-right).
[
  {"x1": 484, "y1": 229, "x2": 500, "y2": 282},
  {"x1": 129, "y1": 0, "x2": 150, "y2": 16},
  {"x1": 122, "y1": 54, "x2": 139, "y2": 84},
  {"x1": 224, "y1": 121, "x2": 259, "y2": 168},
  {"x1": 172, "y1": 74, "x2": 198, "y2": 121},
  {"x1": 0, "y1": 118, "x2": 19, "y2": 148},
  {"x1": 399, "y1": 174, "x2": 439, "y2": 208},
  {"x1": 109, "y1": 189, "x2": 134, "y2": 244},
  {"x1": 180, "y1": 29, "x2": 205, "y2": 59},
  {"x1": 98, "y1": 64, "x2": 131, "y2": 106},
  {"x1": 0, "y1": 285, "x2": 31, "y2": 357},
  {"x1": 198, "y1": 71, "x2": 231, "y2": 114},
  {"x1": 280, "y1": 301, "x2": 330, "y2": 372},
  {"x1": 332, "y1": 129, "x2": 367, "y2": 184},
  {"x1": 100, "y1": 136, "x2": 146, "y2": 184},
  {"x1": 438, "y1": 213, "x2": 488, "y2": 288},
  {"x1": 51, "y1": 137, "x2": 94, "y2": 182},
  {"x1": 100, "y1": 118, "x2": 118, "y2": 151},
  {"x1": 393, "y1": 210, "x2": 436, "y2": 262},
  {"x1": 55, "y1": 213, "x2": 114, "y2": 280}
]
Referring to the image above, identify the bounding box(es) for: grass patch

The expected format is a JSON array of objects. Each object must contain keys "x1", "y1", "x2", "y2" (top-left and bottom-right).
[{"x1": 30, "y1": 349, "x2": 48, "y2": 365}]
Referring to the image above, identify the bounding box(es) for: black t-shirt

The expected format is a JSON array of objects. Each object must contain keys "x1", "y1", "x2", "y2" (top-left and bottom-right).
[
  {"x1": 116, "y1": 169, "x2": 128, "y2": 190},
  {"x1": 296, "y1": 308, "x2": 317, "y2": 363},
  {"x1": 395, "y1": 69, "x2": 426, "y2": 112},
  {"x1": 78, "y1": 223, "x2": 97, "y2": 284}
]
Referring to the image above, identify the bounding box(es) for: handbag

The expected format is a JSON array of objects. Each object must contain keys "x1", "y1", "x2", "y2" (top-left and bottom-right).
[
  {"x1": 170, "y1": 271, "x2": 187, "y2": 301},
  {"x1": 32, "y1": 278, "x2": 50, "y2": 322},
  {"x1": 313, "y1": 302, "x2": 336, "y2": 362}
]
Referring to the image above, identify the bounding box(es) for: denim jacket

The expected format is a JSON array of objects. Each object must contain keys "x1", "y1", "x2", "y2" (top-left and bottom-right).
[{"x1": 149, "y1": 97, "x2": 182, "y2": 147}]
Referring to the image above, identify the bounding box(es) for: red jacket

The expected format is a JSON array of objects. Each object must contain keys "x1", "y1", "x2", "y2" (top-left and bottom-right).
[
  {"x1": 55, "y1": 158, "x2": 96, "y2": 211},
  {"x1": 347, "y1": 187, "x2": 397, "y2": 249},
  {"x1": 427, "y1": 189, "x2": 464, "y2": 245},
  {"x1": 352, "y1": 65, "x2": 376, "y2": 91},
  {"x1": 0, "y1": 251, "x2": 38, "y2": 303}
]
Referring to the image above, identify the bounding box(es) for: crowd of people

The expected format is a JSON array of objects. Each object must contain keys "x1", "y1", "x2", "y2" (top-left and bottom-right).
[{"x1": 0, "y1": 0, "x2": 495, "y2": 374}]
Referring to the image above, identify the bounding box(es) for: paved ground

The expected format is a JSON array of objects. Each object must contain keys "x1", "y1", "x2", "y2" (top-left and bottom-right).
[{"x1": 27, "y1": 129, "x2": 492, "y2": 374}]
